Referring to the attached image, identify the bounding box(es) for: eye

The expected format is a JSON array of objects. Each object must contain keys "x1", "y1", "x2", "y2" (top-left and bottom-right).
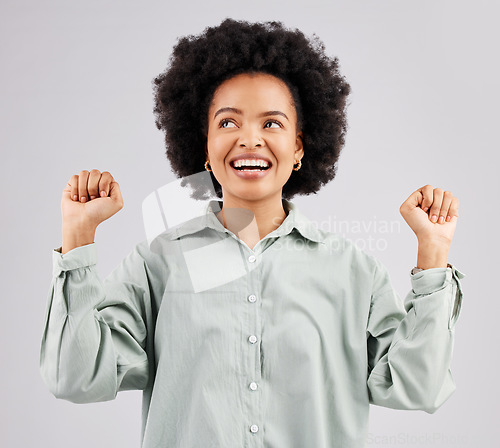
[
  {"x1": 219, "y1": 119, "x2": 237, "y2": 128},
  {"x1": 264, "y1": 120, "x2": 282, "y2": 129}
]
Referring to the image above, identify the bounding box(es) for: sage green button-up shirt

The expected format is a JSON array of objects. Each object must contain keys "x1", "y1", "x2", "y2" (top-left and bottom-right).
[{"x1": 40, "y1": 199, "x2": 465, "y2": 448}]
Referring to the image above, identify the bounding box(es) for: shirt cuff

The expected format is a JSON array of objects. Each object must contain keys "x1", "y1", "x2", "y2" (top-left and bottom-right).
[
  {"x1": 411, "y1": 263, "x2": 453, "y2": 275},
  {"x1": 52, "y1": 243, "x2": 98, "y2": 277},
  {"x1": 410, "y1": 263, "x2": 465, "y2": 296},
  {"x1": 409, "y1": 263, "x2": 465, "y2": 330}
]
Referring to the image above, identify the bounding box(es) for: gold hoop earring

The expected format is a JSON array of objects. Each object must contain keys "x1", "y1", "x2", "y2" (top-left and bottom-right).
[
  {"x1": 293, "y1": 160, "x2": 302, "y2": 171},
  {"x1": 204, "y1": 161, "x2": 212, "y2": 172}
]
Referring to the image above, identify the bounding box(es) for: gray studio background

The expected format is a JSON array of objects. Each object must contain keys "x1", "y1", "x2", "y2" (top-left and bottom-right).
[{"x1": 1, "y1": 0, "x2": 498, "y2": 447}]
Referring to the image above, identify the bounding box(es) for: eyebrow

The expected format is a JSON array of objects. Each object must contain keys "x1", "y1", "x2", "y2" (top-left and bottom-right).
[{"x1": 213, "y1": 107, "x2": 289, "y2": 121}]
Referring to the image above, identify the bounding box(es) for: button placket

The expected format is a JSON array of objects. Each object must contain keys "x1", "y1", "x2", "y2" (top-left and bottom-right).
[{"x1": 245, "y1": 252, "x2": 263, "y2": 443}]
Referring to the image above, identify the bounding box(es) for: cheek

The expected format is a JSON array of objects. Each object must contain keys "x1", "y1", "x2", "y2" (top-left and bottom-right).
[
  {"x1": 207, "y1": 135, "x2": 234, "y2": 163},
  {"x1": 273, "y1": 136, "x2": 298, "y2": 160}
]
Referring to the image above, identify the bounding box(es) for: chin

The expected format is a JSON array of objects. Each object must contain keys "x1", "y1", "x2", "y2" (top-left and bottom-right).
[{"x1": 224, "y1": 186, "x2": 282, "y2": 202}]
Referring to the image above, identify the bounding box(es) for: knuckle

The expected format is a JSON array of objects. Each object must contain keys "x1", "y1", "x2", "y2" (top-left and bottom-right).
[
  {"x1": 443, "y1": 190, "x2": 452, "y2": 196},
  {"x1": 79, "y1": 170, "x2": 89, "y2": 176},
  {"x1": 90, "y1": 169, "x2": 101, "y2": 176}
]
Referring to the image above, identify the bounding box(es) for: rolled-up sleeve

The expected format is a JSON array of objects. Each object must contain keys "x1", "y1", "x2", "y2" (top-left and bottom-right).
[
  {"x1": 39, "y1": 242, "x2": 152, "y2": 404},
  {"x1": 366, "y1": 260, "x2": 465, "y2": 413}
]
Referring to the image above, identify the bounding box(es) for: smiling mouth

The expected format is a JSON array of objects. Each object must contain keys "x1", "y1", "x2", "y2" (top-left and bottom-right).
[
  {"x1": 232, "y1": 166, "x2": 270, "y2": 171},
  {"x1": 230, "y1": 161, "x2": 271, "y2": 171}
]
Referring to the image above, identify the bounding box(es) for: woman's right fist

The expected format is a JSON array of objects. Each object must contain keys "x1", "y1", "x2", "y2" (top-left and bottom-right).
[{"x1": 61, "y1": 170, "x2": 124, "y2": 229}]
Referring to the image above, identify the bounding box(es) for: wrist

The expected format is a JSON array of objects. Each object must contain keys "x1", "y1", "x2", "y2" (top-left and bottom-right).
[
  {"x1": 416, "y1": 240, "x2": 450, "y2": 269},
  {"x1": 417, "y1": 233, "x2": 452, "y2": 249}
]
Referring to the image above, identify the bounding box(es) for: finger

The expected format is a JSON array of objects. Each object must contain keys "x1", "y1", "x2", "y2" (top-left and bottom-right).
[
  {"x1": 429, "y1": 188, "x2": 444, "y2": 223},
  {"x1": 419, "y1": 185, "x2": 434, "y2": 212},
  {"x1": 446, "y1": 197, "x2": 460, "y2": 222},
  {"x1": 87, "y1": 169, "x2": 102, "y2": 200},
  {"x1": 98, "y1": 171, "x2": 114, "y2": 198},
  {"x1": 69, "y1": 174, "x2": 79, "y2": 201},
  {"x1": 438, "y1": 191, "x2": 453, "y2": 224},
  {"x1": 78, "y1": 170, "x2": 90, "y2": 202}
]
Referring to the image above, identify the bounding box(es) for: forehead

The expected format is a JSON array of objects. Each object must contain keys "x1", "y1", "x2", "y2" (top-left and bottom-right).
[{"x1": 210, "y1": 73, "x2": 295, "y2": 109}]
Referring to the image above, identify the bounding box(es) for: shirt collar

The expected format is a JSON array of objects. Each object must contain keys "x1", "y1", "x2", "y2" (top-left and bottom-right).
[{"x1": 162, "y1": 199, "x2": 324, "y2": 244}]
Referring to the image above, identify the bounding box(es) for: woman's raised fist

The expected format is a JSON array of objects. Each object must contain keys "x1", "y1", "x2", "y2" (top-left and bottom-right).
[{"x1": 61, "y1": 169, "x2": 124, "y2": 229}]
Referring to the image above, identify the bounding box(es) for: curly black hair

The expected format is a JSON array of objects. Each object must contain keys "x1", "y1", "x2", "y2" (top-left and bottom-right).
[{"x1": 152, "y1": 18, "x2": 351, "y2": 200}]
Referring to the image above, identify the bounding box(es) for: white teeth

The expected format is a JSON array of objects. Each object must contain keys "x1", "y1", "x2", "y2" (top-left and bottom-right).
[{"x1": 233, "y1": 159, "x2": 270, "y2": 168}]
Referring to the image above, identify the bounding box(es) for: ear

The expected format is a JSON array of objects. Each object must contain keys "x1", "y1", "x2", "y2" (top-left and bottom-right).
[{"x1": 295, "y1": 131, "x2": 304, "y2": 160}]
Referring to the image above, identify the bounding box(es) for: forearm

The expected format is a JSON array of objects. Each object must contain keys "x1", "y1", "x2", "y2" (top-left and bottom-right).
[
  {"x1": 40, "y1": 261, "x2": 118, "y2": 403},
  {"x1": 367, "y1": 267, "x2": 461, "y2": 412},
  {"x1": 40, "y1": 243, "x2": 150, "y2": 403},
  {"x1": 62, "y1": 222, "x2": 96, "y2": 254}
]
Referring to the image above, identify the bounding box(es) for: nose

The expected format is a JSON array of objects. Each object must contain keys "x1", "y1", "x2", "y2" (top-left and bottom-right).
[{"x1": 238, "y1": 125, "x2": 263, "y2": 148}]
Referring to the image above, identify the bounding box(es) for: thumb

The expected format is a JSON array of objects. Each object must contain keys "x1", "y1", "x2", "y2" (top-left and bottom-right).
[
  {"x1": 61, "y1": 183, "x2": 73, "y2": 204},
  {"x1": 108, "y1": 181, "x2": 124, "y2": 207},
  {"x1": 400, "y1": 190, "x2": 423, "y2": 213}
]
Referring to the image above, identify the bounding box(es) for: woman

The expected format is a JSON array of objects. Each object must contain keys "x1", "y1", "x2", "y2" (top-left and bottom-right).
[{"x1": 40, "y1": 18, "x2": 465, "y2": 448}]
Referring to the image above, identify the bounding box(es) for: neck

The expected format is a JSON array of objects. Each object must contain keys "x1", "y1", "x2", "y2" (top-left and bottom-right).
[{"x1": 216, "y1": 193, "x2": 288, "y2": 241}]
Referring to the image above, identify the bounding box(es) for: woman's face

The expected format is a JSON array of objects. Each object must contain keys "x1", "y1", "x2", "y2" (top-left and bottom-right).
[{"x1": 206, "y1": 72, "x2": 303, "y2": 204}]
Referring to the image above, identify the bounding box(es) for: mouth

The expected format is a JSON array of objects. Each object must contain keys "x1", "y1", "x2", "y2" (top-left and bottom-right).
[
  {"x1": 230, "y1": 164, "x2": 271, "y2": 172},
  {"x1": 229, "y1": 160, "x2": 272, "y2": 179}
]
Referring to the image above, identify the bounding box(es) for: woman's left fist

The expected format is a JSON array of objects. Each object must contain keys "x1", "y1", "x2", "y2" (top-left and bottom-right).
[{"x1": 399, "y1": 185, "x2": 459, "y2": 246}]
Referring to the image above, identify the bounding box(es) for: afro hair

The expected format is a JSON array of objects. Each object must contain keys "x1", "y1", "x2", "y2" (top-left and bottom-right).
[{"x1": 152, "y1": 18, "x2": 351, "y2": 200}]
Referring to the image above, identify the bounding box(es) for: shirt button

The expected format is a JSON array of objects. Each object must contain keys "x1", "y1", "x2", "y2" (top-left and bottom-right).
[
  {"x1": 249, "y1": 382, "x2": 258, "y2": 391},
  {"x1": 250, "y1": 424, "x2": 259, "y2": 433},
  {"x1": 248, "y1": 255, "x2": 256, "y2": 263},
  {"x1": 248, "y1": 294, "x2": 257, "y2": 303},
  {"x1": 248, "y1": 335, "x2": 257, "y2": 344}
]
